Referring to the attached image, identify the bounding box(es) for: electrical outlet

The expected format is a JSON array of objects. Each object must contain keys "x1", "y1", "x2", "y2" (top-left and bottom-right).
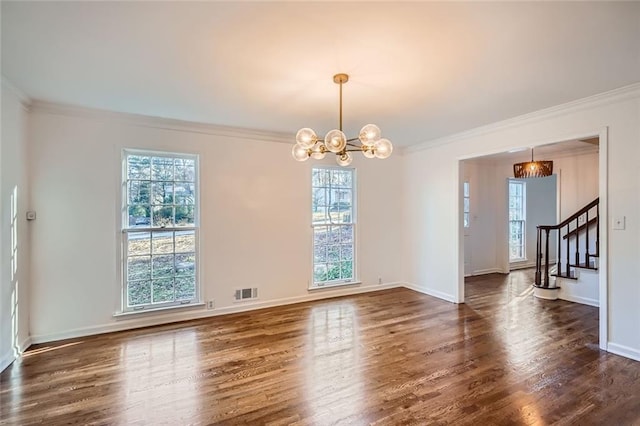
[{"x1": 207, "y1": 300, "x2": 214, "y2": 310}]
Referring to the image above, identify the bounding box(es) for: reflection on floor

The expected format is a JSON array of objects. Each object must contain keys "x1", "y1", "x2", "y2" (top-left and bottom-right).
[{"x1": 2, "y1": 270, "x2": 639, "y2": 424}]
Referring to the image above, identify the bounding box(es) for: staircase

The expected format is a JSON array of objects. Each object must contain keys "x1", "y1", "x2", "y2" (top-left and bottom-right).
[{"x1": 534, "y1": 198, "x2": 599, "y2": 290}]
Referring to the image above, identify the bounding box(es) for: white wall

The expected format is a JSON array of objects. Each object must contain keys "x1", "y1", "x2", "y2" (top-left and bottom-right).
[
  {"x1": 462, "y1": 162, "x2": 503, "y2": 276},
  {"x1": 27, "y1": 105, "x2": 405, "y2": 342},
  {"x1": 404, "y1": 84, "x2": 640, "y2": 360},
  {"x1": 0, "y1": 80, "x2": 31, "y2": 371}
]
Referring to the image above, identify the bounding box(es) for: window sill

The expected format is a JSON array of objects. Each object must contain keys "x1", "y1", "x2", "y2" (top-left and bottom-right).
[
  {"x1": 308, "y1": 281, "x2": 361, "y2": 291},
  {"x1": 113, "y1": 302, "x2": 205, "y2": 318}
]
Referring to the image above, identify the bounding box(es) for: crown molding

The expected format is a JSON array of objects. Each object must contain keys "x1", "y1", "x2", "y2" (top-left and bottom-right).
[
  {"x1": 29, "y1": 100, "x2": 294, "y2": 145},
  {"x1": 406, "y1": 82, "x2": 640, "y2": 154},
  {"x1": 1, "y1": 76, "x2": 31, "y2": 107}
]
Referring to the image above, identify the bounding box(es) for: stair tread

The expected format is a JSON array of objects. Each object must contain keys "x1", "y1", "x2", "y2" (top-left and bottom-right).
[
  {"x1": 568, "y1": 263, "x2": 598, "y2": 270},
  {"x1": 551, "y1": 273, "x2": 578, "y2": 280}
]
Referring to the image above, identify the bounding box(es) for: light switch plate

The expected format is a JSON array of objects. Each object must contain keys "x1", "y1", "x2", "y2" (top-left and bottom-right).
[{"x1": 613, "y1": 216, "x2": 625, "y2": 230}]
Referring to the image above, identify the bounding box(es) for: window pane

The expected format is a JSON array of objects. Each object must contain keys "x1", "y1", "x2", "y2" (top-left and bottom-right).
[
  {"x1": 464, "y1": 213, "x2": 470, "y2": 228},
  {"x1": 152, "y1": 231, "x2": 174, "y2": 254},
  {"x1": 128, "y1": 155, "x2": 151, "y2": 180},
  {"x1": 176, "y1": 276, "x2": 196, "y2": 300},
  {"x1": 314, "y1": 226, "x2": 328, "y2": 247},
  {"x1": 463, "y1": 182, "x2": 469, "y2": 197},
  {"x1": 152, "y1": 277, "x2": 175, "y2": 303},
  {"x1": 152, "y1": 182, "x2": 173, "y2": 205},
  {"x1": 128, "y1": 232, "x2": 150, "y2": 256},
  {"x1": 314, "y1": 245, "x2": 327, "y2": 263},
  {"x1": 463, "y1": 198, "x2": 469, "y2": 213},
  {"x1": 341, "y1": 245, "x2": 353, "y2": 261},
  {"x1": 175, "y1": 253, "x2": 195, "y2": 275},
  {"x1": 175, "y1": 205, "x2": 194, "y2": 226},
  {"x1": 128, "y1": 180, "x2": 150, "y2": 205},
  {"x1": 327, "y1": 245, "x2": 340, "y2": 262},
  {"x1": 152, "y1": 157, "x2": 174, "y2": 181},
  {"x1": 152, "y1": 206, "x2": 175, "y2": 227},
  {"x1": 174, "y1": 158, "x2": 196, "y2": 181},
  {"x1": 327, "y1": 262, "x2": 341, "y2": 281},
  {"x1": 314, "y1": 264, "x2": 328, "y2": 283},
  {"x1": 128, "y1": 280, "x2": 151, "y2": 305},
  {"x1": 175, "y1": 230, "x2": 195, "y2": 253},
  {"x1": 340, "y1": 225, "x2": 353, "y2": 244},
  {"x1": 174, "y1": 183, "x2": 195, "y2": 205},
  {"x1": 128, "y1": 256, "x2": 150, "y2": 280},
  {"x1": 152, "y1": 254, "x2": 175, "y2": 277},
  {"x1": 340, "y1": 261, "x2": 353, "y2": 280},
  {"x1": 128, "y1": 205, "x2": 150, "y2": 227}
]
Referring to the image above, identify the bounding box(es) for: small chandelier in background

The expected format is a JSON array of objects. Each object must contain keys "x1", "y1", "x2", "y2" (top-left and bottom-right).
[
  {"x1": 292, "y1": 73, "x2": 393, "y2": 166},
  {"x1": 513, "y1": 147, "x2": 553, "y2": 178}
]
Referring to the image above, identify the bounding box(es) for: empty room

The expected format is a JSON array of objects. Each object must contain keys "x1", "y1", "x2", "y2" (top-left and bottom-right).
[{"x1": 2, "y1": 1, "x2": 640, "y2": 424}]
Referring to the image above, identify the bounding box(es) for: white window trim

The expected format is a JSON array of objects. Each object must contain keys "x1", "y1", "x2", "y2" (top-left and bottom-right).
[
  {"x1": 119, "y1": 149, "x2": 201, "y2": 314},
  {"x1": 310, "y1": 166, "x2": 357, "y2": 289}
]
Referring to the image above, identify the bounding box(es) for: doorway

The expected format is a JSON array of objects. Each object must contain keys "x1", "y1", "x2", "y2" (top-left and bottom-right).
[{"x1": 458, "y1": 133, "x2": 607, "y2": 350}]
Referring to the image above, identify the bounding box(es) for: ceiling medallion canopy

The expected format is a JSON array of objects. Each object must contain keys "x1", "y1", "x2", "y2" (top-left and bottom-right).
[
  {"x1": 513, "y1": 147, "x2": 553, "y2": 178},
  {"x1": 292, "y1": 73, "x2": 393, "y2": 166}
]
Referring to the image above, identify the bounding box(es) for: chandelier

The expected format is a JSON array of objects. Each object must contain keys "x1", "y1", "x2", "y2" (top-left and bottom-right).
[
  {"x1": 292, "y1": 73, "x2": 393, "y2": 166},
  {"x1": 513, "y1": 147, "x2": 553, "y2": 178}
]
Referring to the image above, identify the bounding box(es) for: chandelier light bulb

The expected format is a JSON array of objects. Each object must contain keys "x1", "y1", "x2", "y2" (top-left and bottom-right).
[
  {"x1": 324, "y1": 129, "x2": 347, "y2": 153},
  {"x1": 359, "y1": 124, "x2": 381, "y2": 147},
  {"x1": 296, "y1": 128, "x2": 318, "y2": 149},
  {"x1": 374, "y1": 138, "x2": 393, "y2": 159},
  {"x1": 310, "y1": 143, "x2": 327, "y2": 160},
  {"x1": 362, "y1": 146, "x2": 376, "y2": 158},
  {"x1": 292, "y1": 144, "x2": 310, "y2": 162},
  {"x1": 336, "y1": 152, "x2": 353, "y2": 167}
]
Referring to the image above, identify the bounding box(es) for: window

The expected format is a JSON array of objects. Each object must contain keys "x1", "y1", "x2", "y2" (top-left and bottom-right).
[
  {"x1": 311, "y1": 167, "x2": 355, "y2": 287},
  {"x1": 122, "y1": 151, "x2": 199, "y2": 311},
  {"x1": 463, "y1": 181, "x2": 470, "y2": 228},
  {"x1": 509, "y1": 180, "x2": 526, "y2": 261}
]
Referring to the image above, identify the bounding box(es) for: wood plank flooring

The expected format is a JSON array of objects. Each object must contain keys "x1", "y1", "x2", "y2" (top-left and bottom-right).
[{"x1": 2, "y1": 269, "x2": 640, "y2": 425}]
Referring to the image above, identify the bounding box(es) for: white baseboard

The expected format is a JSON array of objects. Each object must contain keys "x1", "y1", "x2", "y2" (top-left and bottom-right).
[
  {"x1": 471, "y1": 268, "x2": 505, "y2": 276},
  {"x1": 607, "y1": 342, "x2": 640, "y2": 362},
  {"x1": 559, "y1": 294, "x2": 599, "y2": 307},
  {"x1": 509, "y1": 261, "x2": 536, "y2": 270},
  {"x1": 0, "y1": 350, "x2": 15, "y2": 373},
  {"x1": 0, "y1": 337, "x2": 31, "y2": 373},
  {"x1": 30, "y1": 282, "x2": 405, "y2": 344},
  {"x1": 402, "y1": 283, "x2": 456, "y2": 303}
]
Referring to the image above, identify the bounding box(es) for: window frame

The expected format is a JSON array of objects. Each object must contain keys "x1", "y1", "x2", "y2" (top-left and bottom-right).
[
  {"x1": 508, "y1": 179, "x2": 526, "y2": 262},
  {"x1": 463, "y1": 181, "x2": 470, "y2": 228},
  {"x1": 310, "y1": 166, "x2": 357, "y2": 289},
  {"x1": 121, "y1": 149, "x2": 200, "y2": 313}
]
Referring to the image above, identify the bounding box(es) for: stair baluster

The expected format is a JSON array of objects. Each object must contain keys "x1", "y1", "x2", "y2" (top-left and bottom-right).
[{"x1": 534, "y1": 198, "x2": 599, "y2": 288}]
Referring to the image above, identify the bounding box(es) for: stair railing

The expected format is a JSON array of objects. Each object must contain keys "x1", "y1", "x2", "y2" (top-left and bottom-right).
[{"x1": 535, "y1": 198, "x2": 599, "y2": 288}]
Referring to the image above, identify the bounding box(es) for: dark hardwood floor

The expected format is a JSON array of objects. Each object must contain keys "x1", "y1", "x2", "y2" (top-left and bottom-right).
[{"x1": 2, "y1": 270, "x2": 640, "y2": 425}]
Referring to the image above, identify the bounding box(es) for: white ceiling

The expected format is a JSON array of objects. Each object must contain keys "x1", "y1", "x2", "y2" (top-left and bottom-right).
[{"x1": 2, "y1": 1, "x2": 639, "y2": 147}]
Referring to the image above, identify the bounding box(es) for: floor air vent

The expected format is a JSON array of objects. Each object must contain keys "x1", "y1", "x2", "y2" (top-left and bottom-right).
[{"x1": 234, "y1": 287, "x2": 258, "y2": 302}]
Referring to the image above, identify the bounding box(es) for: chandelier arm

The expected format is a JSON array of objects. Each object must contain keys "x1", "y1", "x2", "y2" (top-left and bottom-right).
[
  {"x1": 346, "y1": 137, "x2": 360, "y2": 143},
  {"x1": 343, "y1": 148, "x2": 364, "y2": 153},
  {"x1": 345, "y1": 142, "x2": 361, "y2": 148}
]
